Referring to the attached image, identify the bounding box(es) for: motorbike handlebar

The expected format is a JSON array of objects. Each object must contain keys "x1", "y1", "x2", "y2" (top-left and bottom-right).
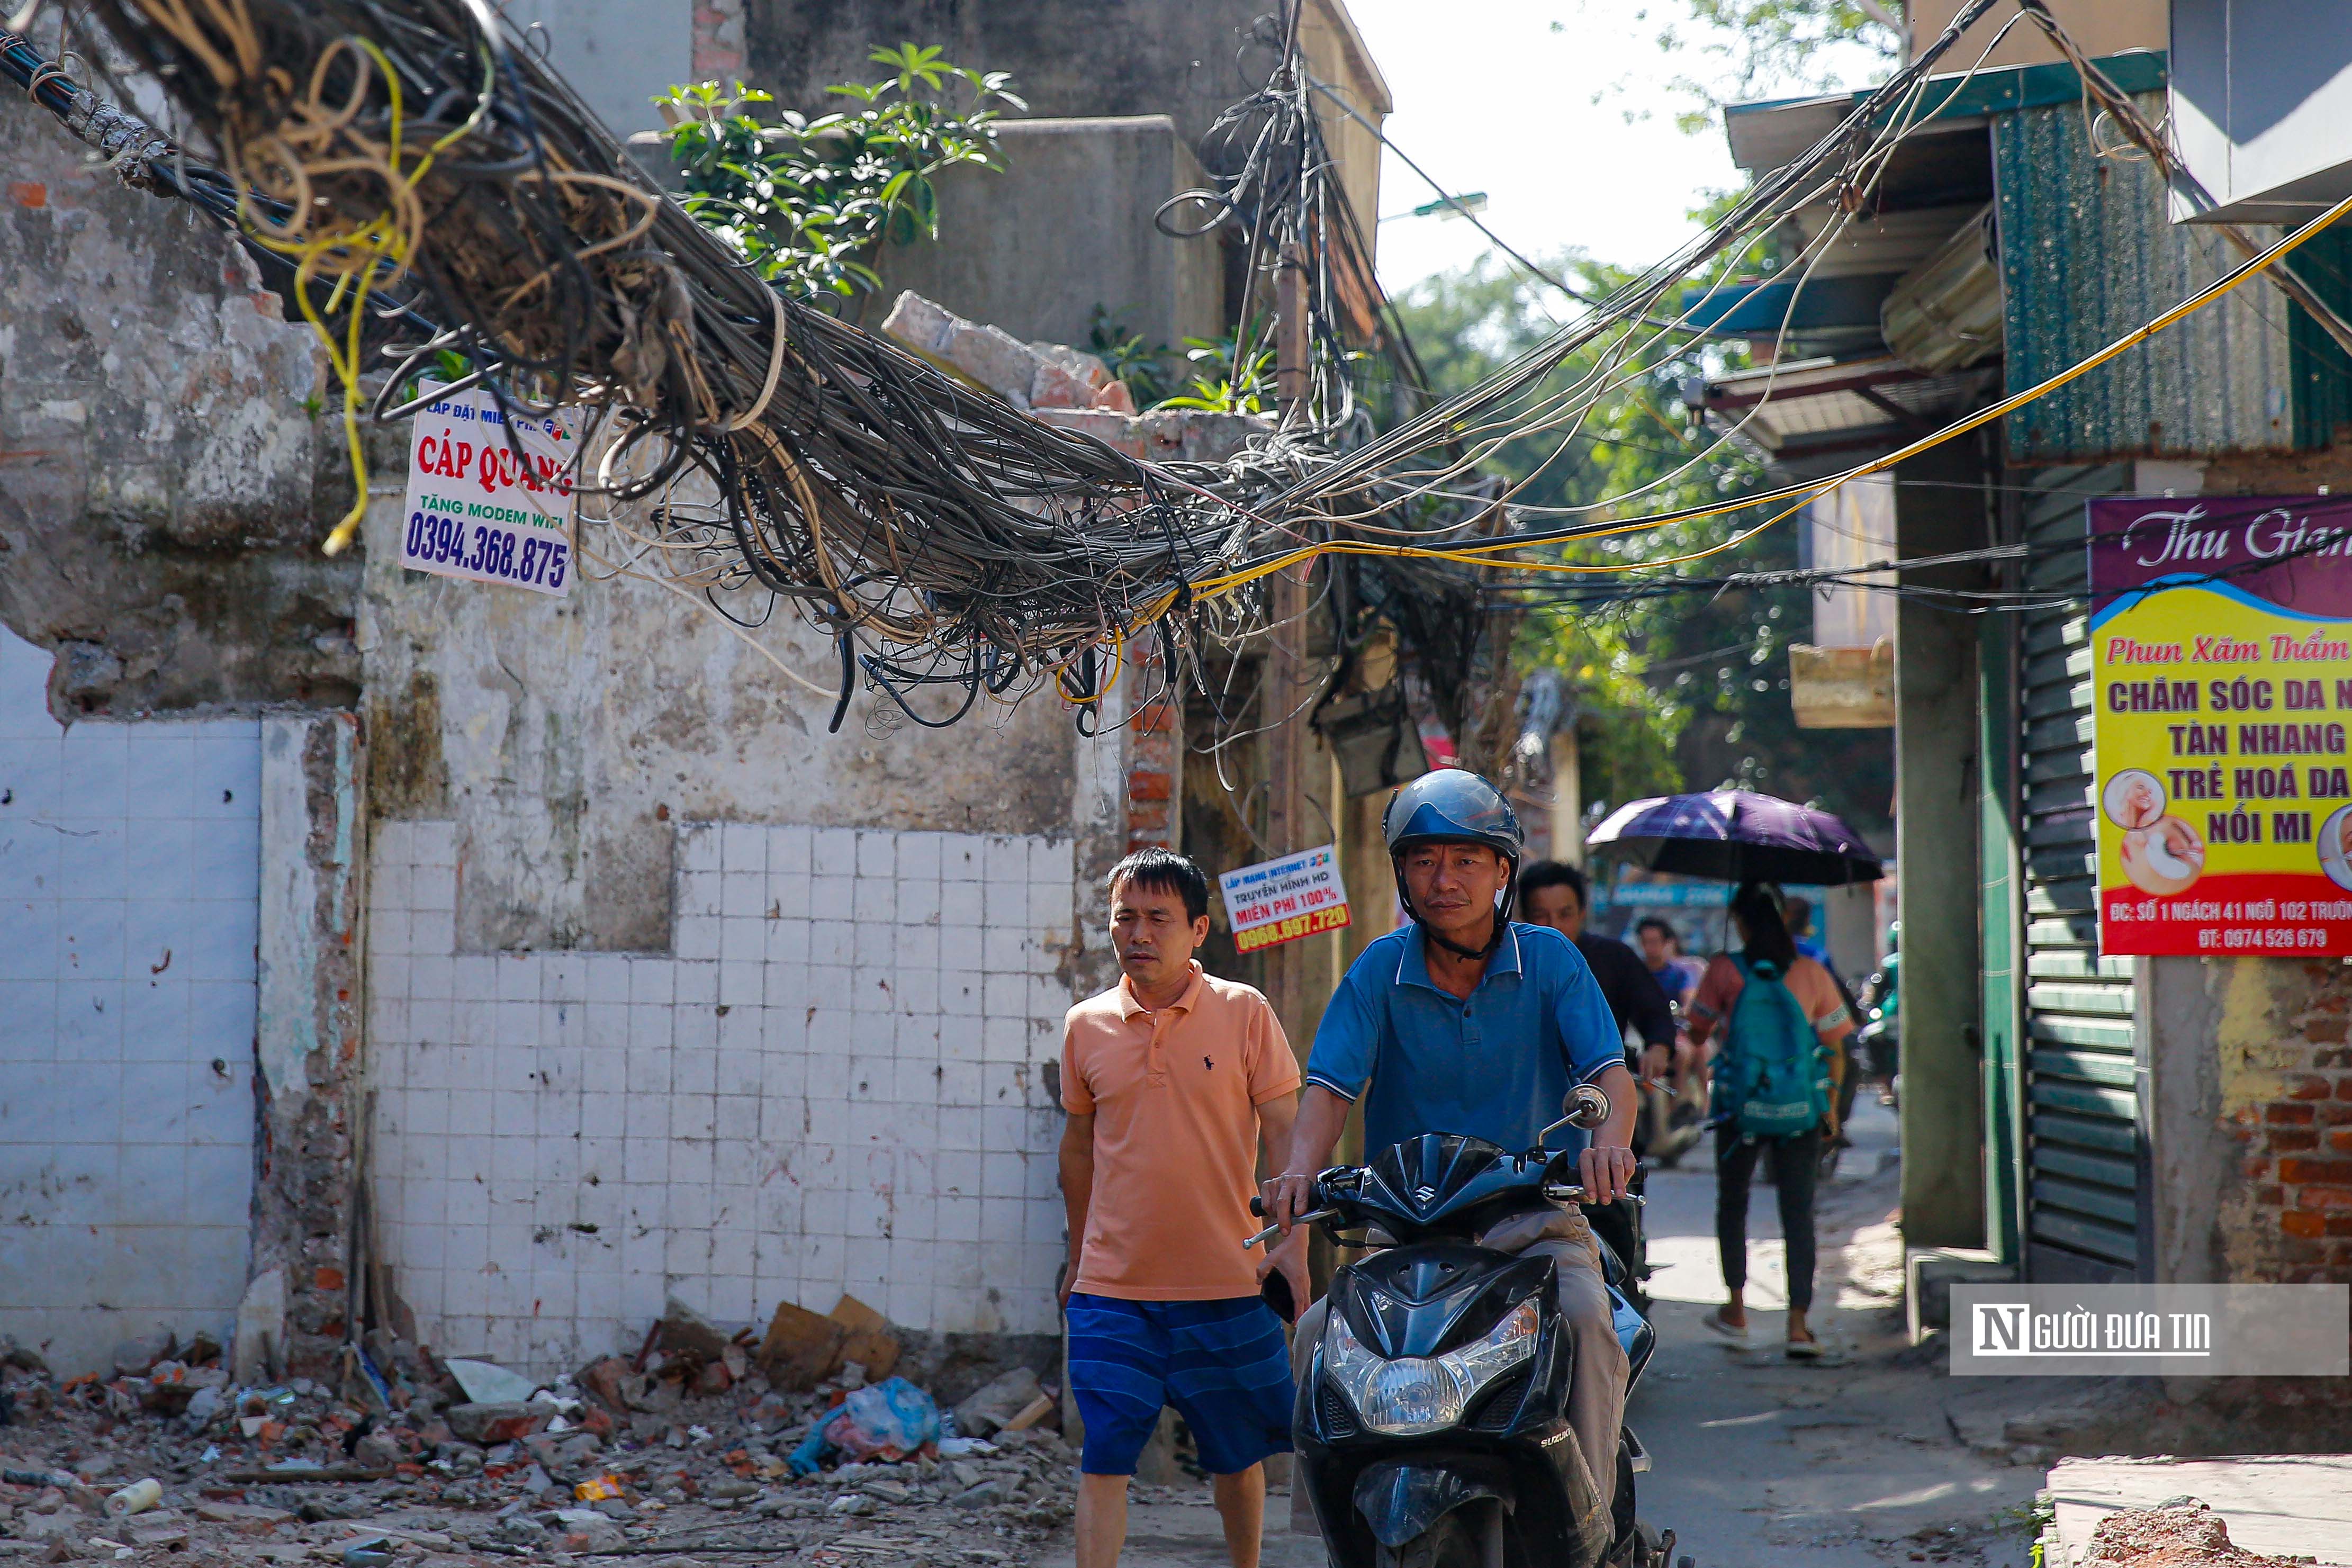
[{"x1": 1243, "y1": 1209, "x2": 1336, "y2": 1250}]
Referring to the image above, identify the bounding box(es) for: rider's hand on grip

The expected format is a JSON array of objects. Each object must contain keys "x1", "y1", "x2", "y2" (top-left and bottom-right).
[
  {"x1": 1259, "y1": 1169, "x2": 1319, "y2": 1234},
  {"x1": 1579, "y1": 1142, "x2": 1638, "y2": 1207}
]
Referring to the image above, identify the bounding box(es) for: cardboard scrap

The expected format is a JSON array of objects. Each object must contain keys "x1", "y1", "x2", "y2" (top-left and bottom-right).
[{"x1": 755, "y1": 1294, "x2": 900, "y2": 1389}]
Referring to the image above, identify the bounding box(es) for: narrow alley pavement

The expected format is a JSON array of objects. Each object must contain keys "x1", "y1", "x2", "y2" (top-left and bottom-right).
[
  {"x1": 1633, "y1": 1099, "x2": 2044, "y2": 1567},
  {"x1": 1048, "y1": 1099, "x2": 2070, "y2": 1568}
]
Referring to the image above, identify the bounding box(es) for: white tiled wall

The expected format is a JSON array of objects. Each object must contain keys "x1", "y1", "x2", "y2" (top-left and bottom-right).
[
  {"x1": 0, "y1": 627, "x2": 261, "y2": 1372},
  {"x1": 367, "y1": 819, "x2": 1077, "y2": 1373}
]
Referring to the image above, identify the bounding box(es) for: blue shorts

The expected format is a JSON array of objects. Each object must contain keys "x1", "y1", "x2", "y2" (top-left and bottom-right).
[{"x1": 1064, "y1": 1293, "x2": 1295, "y2": 1476}]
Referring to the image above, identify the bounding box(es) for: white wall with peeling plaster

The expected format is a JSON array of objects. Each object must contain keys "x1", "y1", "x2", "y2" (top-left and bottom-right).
[
  {"x1": 0, "y1": 626, "x2": 260, "y2": 1372},
  {"x1": 366, "y1": 819, "x2": 1078, "y2": 1374}
]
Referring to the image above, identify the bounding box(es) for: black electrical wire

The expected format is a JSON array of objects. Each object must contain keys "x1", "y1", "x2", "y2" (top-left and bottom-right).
[{"x1": 20, "y1": 0, "x2": 2023, "y2": 742}]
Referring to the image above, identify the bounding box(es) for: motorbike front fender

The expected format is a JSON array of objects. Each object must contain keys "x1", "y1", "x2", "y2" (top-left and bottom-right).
[{"x1": 1349, "y1": 1461, "x2": 1512, "y2": 1549}]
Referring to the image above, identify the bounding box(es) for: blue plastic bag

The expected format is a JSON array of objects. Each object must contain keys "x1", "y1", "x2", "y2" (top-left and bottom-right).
[{"x1": 786, "y1": 1377, "x2": 941, "y2": 1474}]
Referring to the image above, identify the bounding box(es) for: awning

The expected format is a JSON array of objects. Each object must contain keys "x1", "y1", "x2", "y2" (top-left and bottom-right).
[{"x1": 1690, "y1": 354, "x2": 2001, "y2": 473}]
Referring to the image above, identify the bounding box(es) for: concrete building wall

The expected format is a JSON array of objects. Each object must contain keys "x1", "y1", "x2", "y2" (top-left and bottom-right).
[
  {"x1": 506, "y1": 0, "x2": 693, "y2": 144},
  {"x1": 0, "y1": 627, "x2": 261, "y2": 1371},
  {"x1": 1894, "y1": 443, "x2": 1990, "y2": 1252},
  {"x1": 2171, "y1": 0, "x2": 2352, "y2": 224},
  {"x1": 1905, "y1": 0, "x2": 2162, "y2": 68},
  {"x1": 1295, "y1": 0, "x2": 1392, "y2": 251},
  {"x1": 742, "y1": 0, "x2": 1276, "y2": 155},
  {"x1": 0, "y1": 0, "x2": 1285, "y2": 1376},
  {"x1": 874, "y1": 116, "x2": 1225, "y2": 355},
  {"x1": 353, "y1": 480, "x2": 1109, "y2": 957}
]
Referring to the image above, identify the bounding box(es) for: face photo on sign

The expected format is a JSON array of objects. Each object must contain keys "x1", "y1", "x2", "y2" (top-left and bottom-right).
[
  {"x1": 2102, "y1": 769, "x2": 2167, "y2": 831},
  {"x1": 2321, "y1": 805, "x2": 2352, "y2": 893},
  {"x1": 2121, "y1": 814, "x2": 2205, "y2": 896}
]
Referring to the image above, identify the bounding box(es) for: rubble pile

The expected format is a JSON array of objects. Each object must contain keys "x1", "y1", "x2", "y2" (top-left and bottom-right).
[
  {"x1": 2078, "y1": 1500, "x2": 2303, "y2": 1568},
  {"x1": 0, "y1": 1299, "x2": 1079, "y2": 1568},
  {"x1": 877, "y1": 290, "x2": 1267, "y2": 465}
]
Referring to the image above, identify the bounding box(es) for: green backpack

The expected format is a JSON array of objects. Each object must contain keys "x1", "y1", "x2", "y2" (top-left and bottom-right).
[{"x1": 1716, "y1": 954, "x2": 1830, "y2": 1139}]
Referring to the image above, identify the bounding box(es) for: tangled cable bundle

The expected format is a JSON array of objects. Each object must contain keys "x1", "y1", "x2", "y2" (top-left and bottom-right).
[
  {"x1": 68, "y1": 0, "x2": 1285, "y2": 720},
  {"x1": 25, "y1": 0, "x2": 2336, "y2": 746}
]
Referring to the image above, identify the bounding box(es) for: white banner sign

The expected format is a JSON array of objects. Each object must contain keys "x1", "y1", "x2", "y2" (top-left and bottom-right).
[
  {"x1": 400, "y1": 383, "x2": 578, "y2": 596},
  {"x1": 1218, "y1": 844, "x2": 1351, "y2": 953}
]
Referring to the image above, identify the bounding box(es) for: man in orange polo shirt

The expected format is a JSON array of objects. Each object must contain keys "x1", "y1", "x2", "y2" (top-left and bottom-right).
[{"x1": 1059, "y1": 848, "x2": 1304, "y2": 1568}]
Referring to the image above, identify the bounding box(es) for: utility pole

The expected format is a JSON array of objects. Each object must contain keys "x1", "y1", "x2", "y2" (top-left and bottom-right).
[
  {"x1": 1258, "y1": 0, "x2": 1315, "y2": 1045},
  {"x1": 1263, "y1": 236, "x2": 1313, "y2": 1042}
]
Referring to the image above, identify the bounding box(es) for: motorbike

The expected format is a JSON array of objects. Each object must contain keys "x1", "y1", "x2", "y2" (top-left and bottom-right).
[
  {"x1": 1857, "y1": 1012, "x2": 1898, "y2": 1097},
  {"x1": 1251, "y1": 1087, "x2": 1674, "y2": 1568},
  {"x1": 1860, "y1": 933, "x2": 1900, "y2": 1104}
]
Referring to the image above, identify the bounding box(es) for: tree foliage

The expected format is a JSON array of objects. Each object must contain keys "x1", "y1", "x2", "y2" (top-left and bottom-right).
[
  {"x1": 654, "y1": 45, "x2": 1023, "y2": 304},
  {"x1": 1391, "y1": 250, "x2": 1894, "y2": 842},
  {"x1": 1572, "y1": 0, "x2": 1899, "y2": 131},
  {"x1": 1666, "y1": 0, "x2": 1900, "y2": 96},
  {"x1": 1156, "y1": 317, "x2": 1278, "y2": 413}
]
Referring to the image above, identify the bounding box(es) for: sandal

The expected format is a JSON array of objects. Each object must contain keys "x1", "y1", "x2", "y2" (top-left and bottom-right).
[
  {"x1": 1700, "y1": 1308, "x2": 1749, "y2": 1344},
  {"x1": 1785, "y1": 1337, "x2": 1826, "y2": 1360}
]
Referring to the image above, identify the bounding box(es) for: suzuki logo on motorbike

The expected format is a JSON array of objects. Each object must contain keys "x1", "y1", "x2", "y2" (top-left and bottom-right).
[{"x1": 1413, "y1": 1184, "x2": 1437, "y2": 1204}]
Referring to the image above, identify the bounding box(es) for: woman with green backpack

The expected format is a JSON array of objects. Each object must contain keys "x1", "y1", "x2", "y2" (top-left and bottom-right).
[{"x1": 1683, "y1": 881, "x2": 1853, "y2": 1358}]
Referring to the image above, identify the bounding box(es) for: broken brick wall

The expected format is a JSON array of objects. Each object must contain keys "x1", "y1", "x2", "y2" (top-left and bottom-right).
[
  {"x1": 2213, "y1": 959, "x2": 2352, "y2": 1281},
  {"x1": 2, "y1": 26, "x2": 1196, "y2": 1384},
  {"x1": 354, "y1": 428, "x2": 1140, "y2": 1373},
  {"x1": 1127, "y1": 677, "x2": 1180, "y2": 856},
  {"x1": 0, "y1": 93, "x2": 360, "y2": 718},
  {"x1": 0, "y1": 78, "x2": 371, "y2": 1377},
  {"x1": 2146, "y1": 954, "x2": 2352, "y2": 1413},
  {"x1": 251, "y1": 713, "x2": 368, "y2": 1377}
]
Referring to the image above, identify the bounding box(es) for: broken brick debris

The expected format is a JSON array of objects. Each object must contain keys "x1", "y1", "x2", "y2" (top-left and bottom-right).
[
  {"x1": 875, "y1": 290, "x2": 1266, "y2": 466},
  {"x1": 878, "y1": 293, "x2": 1129, "y2": 414},
  {"x1": 2078, "y1": 1499, "x2": 2306, "y2": 1568},
  {"x1": 1, "y1": 1311, "x2": 1071, "y2": 1568},
  {"x1": 950, "y1": 1371, "x2": 1043, "y2": 1440},
  {"x1": 754, "y1": 1295, "x2": 902, "y2": 1393}
]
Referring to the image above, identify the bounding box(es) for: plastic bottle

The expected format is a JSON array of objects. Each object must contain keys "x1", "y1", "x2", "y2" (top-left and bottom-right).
[{"x1": 105, "y1": 1479, "x2": 163, "y2": 1517}]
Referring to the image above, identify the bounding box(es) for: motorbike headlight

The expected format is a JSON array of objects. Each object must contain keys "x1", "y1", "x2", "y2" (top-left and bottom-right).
[
  {"x1": 1322, "y1": 1296, "x2": 1538, "y2": 1437},
  {"x1": 1437, "y1": 1297, "x2": 1539, "y2": 1394}
]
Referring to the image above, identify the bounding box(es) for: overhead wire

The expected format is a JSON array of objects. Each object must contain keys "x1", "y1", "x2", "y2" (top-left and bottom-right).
[{"x1": 16, "y1": 0, "x2": 2332, "y2": 735}]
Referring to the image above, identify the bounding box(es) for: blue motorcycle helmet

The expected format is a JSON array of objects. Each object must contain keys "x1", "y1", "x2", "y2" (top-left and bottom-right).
[{"x1": 1382, "y1": 770, "x2": 1525, "y2": 959}]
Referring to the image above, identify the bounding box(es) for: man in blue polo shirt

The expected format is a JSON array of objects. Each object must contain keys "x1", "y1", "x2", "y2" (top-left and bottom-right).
[{"x1": 1261, "y1": 770, "x2": 1638, "y2": 1537}]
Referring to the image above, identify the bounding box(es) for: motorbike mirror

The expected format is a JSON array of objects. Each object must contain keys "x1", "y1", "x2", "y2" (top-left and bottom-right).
[{"x1": 1535, "y1": 1083, "x2": 1611, "y2": 1147}]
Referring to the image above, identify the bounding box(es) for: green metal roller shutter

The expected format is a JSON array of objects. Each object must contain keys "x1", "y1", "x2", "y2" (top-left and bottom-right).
[{"x1": 2016, "y1": 465, "x2": 2144, "y2": 1283}]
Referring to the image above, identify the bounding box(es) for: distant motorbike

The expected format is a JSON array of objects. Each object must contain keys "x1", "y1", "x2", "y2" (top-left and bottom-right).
[
  {"x1": 1856, "y1": 993, "x2": 1898, "y2": 1115},
  {"x1": 1633, "y1": 1069, "x2": 1706, "y2": 1171},
  {"x1": 1862, "y1": 931, "x2": 1900, "y2": 1102},
  {"x1": 1258, "y1": 1088, "x2": 1672, "y2": 1568}
]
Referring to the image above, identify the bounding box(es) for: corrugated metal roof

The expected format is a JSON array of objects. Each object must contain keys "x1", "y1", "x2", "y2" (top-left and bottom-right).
[
  {"x1": 1724, "y1": 50, "x2": 2168, "y2": 175},
  {"x1": 1787, "y1": 202, "x2": 1989, "y2": 281},
  {"x1": 1699, "y1": 354, "x2": 2000, "y2": 454},
  {"x1": 1997, "y1": 91, "x2": 2296, "y2": 462}
]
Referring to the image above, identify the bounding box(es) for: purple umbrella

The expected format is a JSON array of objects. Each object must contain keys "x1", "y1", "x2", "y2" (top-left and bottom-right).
[{"x1": 1585, "y1": 789, "x2": 1884, "y2": 886}]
